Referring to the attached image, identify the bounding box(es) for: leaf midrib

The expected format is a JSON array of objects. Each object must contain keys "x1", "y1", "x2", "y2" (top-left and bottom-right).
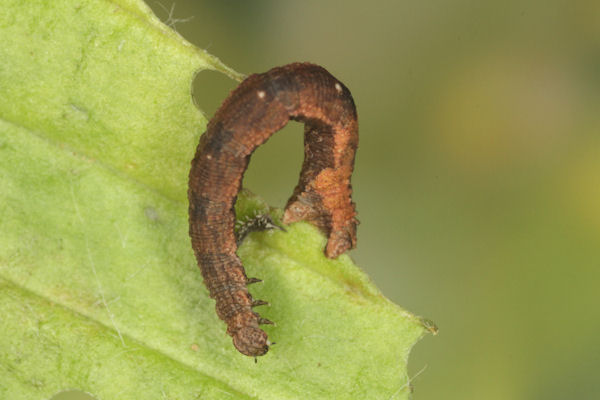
[{"x1": 0, "y1": 276, "x2": 255, "y2": 399}]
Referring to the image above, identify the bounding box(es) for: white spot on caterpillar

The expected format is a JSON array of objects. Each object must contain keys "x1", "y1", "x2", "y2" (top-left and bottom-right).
[
  {"x1": 335, "y1": 83, "x2": 342, "y2": 93},
  {"x1": 257, "y1": 91, "x2": 266, "y2": 99},
  {"x1": 206, "y1": 154, "x2": 212, "y2": 160}
]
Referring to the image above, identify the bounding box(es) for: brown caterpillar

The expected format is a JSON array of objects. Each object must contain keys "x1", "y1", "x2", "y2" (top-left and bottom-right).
[{"x1": 188, "y1": 62, "x2": 358, "y2": 357}]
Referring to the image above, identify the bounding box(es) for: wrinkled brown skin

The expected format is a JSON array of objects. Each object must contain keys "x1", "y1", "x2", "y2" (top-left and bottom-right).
[{"x1": 188, "y1": 62, "x2": 358, "y2": 357}]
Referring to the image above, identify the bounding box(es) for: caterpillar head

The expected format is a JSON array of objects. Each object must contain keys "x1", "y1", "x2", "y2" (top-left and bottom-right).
[{"x1": 232, "y1": 326, "x2": 270, "y2": 357}]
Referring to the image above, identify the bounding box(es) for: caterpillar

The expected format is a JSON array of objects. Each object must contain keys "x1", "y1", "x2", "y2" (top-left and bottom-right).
[{"x1": 188, "y1": 62, "x2": 358, "y2": 357}]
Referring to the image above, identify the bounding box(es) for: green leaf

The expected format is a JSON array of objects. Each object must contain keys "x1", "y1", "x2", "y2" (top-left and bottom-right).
[{"x1": 0, "y1": 1, "x2": 430, "y2": 399}]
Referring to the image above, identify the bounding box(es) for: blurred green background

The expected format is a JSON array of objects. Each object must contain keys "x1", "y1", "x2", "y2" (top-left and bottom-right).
[{"x1": 142, "y1": 1, "x2": 597, "y2": 399}]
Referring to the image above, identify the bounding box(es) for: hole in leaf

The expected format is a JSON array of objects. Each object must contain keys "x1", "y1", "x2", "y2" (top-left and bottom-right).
[
  {"x1": 192, "y1": 69, "x2": 238, "y2": 118},
  {"x1": 49, "y1": 389, "x2": 97, "y2": 400}
]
